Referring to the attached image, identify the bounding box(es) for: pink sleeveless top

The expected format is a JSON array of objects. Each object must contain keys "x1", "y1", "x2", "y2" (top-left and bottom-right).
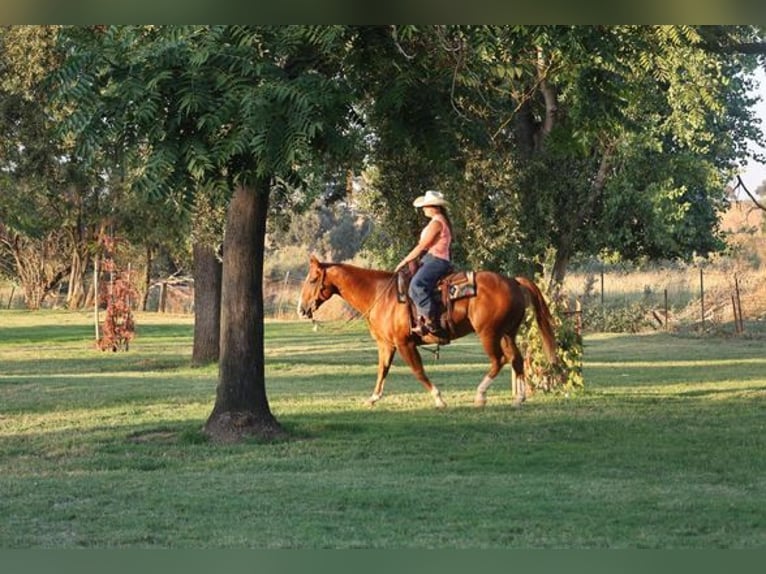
[{"x1": 421, "y1": 213, "x2": 451, "y2": 261}]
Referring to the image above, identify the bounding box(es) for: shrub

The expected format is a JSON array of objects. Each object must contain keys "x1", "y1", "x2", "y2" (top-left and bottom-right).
[{"x1": 520, "y1": 294, "x2": 584, "y2": 395}]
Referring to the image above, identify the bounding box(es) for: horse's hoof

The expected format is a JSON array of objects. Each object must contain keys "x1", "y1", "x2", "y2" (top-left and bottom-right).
[
  {"x1": 474, "y1": 396, "x2": 487, "y2": 408},
  {"x1": 512, "y1": 397, "x2": 525, "y2": 408}
]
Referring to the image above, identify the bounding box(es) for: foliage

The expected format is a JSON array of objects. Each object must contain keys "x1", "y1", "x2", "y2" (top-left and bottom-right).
[
  {"x1": 353, "y1": 26, "x2": 765, "y2": 284},
  {"x1": 96, "y1": 237, "x2": 138, "y2": 351},
  {"x1": 97, "y1": 269, "x2": 137, "y2": 351},
  {"x1": 0, "y1": 26, "x2": 189, "y2": 309},
  {"x1": 0, "y1": 225, "x2": 71, "y2": 309},
  {"x1": 267, "y1": 199, "x2": 372, "y2": 272},
  {"x1": 582, "y1": 300, "x2": 656, "y2": 333},
  {"x1": 54, "y1": 26, "x2": 364, "y2": 197},
  {"x1": 519, "y1": 291, "x2": 584, "y2": 394},
  {"x1": 0, "y1": 27, "x2": 93, "y2": 308}
]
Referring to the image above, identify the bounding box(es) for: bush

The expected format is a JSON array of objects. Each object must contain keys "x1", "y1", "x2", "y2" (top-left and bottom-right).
[
  {"x1": 520, "y1": 294, "x2": 584, "y2": 395},
  {"x1": 582, "y1": 300, "x2": 655, "y2": 333}
]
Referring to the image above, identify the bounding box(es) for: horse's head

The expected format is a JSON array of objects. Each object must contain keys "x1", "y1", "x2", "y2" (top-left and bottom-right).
[{"x1": 297, "y1": 255, "x2": 335, "y2": 319}]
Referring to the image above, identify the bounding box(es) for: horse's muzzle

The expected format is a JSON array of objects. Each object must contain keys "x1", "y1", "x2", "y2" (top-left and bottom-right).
[{"x1": 297, "y1": 301, "x2": 313, "y2": 319}]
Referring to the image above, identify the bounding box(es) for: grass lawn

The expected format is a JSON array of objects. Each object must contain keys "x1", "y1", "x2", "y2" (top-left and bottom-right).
[{"x1": 0, "y1": 309, "x2": 764, "y2": 548}]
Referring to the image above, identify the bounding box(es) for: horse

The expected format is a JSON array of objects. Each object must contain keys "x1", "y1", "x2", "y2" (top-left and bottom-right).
[{"x1": 297, "y1": 255, "x2": 558, "y2": 408}]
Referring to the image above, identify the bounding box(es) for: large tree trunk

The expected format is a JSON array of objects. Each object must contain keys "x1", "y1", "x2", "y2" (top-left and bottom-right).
[
  {"x1": 191, "y1": 240, "x2": 222, "y2": 366},
  {"x1": 203, "y1": 181, "x2": 283, "y2": 442},
  {"x1": 66, "y1": 248, "x2": 88, "y2": 309}
]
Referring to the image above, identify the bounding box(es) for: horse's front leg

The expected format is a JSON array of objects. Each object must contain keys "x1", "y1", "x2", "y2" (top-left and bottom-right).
[
  {"x1": 397, "y1": 341, "x2": 447, "y2": 409},
  {"x1": 367, "y1": 342, "x2": 396, "y2": 406},
  {"x1": 474, "y1": 332, "x2": 509, "y2": 407}
]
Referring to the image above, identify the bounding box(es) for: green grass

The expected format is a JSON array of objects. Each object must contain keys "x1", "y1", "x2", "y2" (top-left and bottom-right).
[{"x1": 0, "y1": 310, "x2": 764, "y2": 548}]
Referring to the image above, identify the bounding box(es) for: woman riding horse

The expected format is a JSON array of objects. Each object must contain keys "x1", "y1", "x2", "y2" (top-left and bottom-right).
[
  {"x1": 394, "y1": 190, "x2": 453, "y2": 339},
  {"x1": 298, "y1": 255, "x2": 557, "y2": 409}
]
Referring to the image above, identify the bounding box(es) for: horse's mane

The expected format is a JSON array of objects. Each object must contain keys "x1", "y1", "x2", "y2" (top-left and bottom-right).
[{"x1": 325, "y1": 261, "x2": 394, "y2": 280}]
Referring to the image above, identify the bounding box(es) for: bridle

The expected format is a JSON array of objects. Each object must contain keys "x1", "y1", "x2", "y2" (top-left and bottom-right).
[
  {"x1": 302, "y1": 264, "x2": 334, "y2": 318},
  {"x1": 300, "y1": 262, "x2": 397, "y2": 326}
]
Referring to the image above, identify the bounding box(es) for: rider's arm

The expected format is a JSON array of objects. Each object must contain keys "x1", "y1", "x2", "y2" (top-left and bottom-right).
[{"x1": 394, "y1": 219, "x2": 442, "y2": 272}]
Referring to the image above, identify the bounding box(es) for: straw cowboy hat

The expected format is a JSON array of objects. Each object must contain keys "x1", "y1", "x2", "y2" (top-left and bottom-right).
[{"x1": 412, "y1": 190, "x2": 448, "y2": 208}]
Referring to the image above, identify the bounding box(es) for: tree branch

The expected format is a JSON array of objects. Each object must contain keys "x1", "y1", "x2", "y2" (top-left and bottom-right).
[
  {"x1": 714, "y1": 41, "x2": 766, "y2": 55},
  {"x1": 736, "y1": 175, "x2": 766, "y2": 212}
]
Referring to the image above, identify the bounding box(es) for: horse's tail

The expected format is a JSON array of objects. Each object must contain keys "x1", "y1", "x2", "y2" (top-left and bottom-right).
[{"x1": 515, "y1": 276, "x2": 558, "y2": 364}]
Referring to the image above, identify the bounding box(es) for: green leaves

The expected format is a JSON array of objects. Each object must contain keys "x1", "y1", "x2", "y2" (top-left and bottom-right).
[{"x1": 52, "y1": 25, "x2": 359, "y2": 199}]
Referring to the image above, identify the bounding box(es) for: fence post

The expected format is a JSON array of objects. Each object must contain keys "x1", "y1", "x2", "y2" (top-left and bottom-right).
[
  {"x1": 700, "y1": 266, "x2": 705, "y2": 331},
  {"x1": 575, "y1": 297, "x2": 582, "y2": 337},
  {"x1": 278, "y1": 270, "x2": 291, "y2": 318},
  {"x1": 664, "y1": 288, "x2": 669, "y2": 331},
  {"x1": 159, "y1": 281, "x2": 168, "y2": 313},
  {"x1": 7, "y1": 286, "x2": 14, "y2": 309},
  {"x1": 94, "y1": 256, "x2": 100, "y2": 342},
  {"x1": 600, "y1": 265, "x2": 605, "y2": 307},
  {"x1": 600, "y1": 264, "x2": 606, "y2": 331},
  {"x1": 734, "y1": 274, "x2": 744, "y2": 333}
]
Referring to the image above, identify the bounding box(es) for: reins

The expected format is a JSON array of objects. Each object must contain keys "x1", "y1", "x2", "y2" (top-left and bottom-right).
[
  {"x1": 307, "y1": 265, "x2": 444, "y2": 357},
  {"x1": 312, "y1": 272, "x2": 398, "y2": 333}
]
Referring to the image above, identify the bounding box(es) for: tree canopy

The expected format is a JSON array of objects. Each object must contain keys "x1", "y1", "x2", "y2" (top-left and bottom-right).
[{"x1": 355, "y1": 25, "x2": 765, "y2": 285}]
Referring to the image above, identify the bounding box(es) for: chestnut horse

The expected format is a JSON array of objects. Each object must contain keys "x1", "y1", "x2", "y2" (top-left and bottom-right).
[{"x1": 298, "y1": 255, "x2": 557, "y2": 408}]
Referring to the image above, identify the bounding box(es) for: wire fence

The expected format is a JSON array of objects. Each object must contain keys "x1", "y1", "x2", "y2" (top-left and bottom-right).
[
  {"x1": 4, "y1": 264, "x2": 765, "y2": 336},
  {"x1": 563, "y1": 265, "x2": 766, "y2": 335}
]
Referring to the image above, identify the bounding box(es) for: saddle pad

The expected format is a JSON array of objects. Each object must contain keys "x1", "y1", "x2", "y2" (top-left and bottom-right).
[
  {"x1": 396, "y1": 269, "x2": 476, "y2": 303},
  {"x1": 445, "y1": 270, "x2": 476, "y2": 300}
]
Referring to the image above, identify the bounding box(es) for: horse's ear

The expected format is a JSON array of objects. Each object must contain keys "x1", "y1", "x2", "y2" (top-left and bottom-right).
[{"x1": 309, "y1": 254, "x2": 320, "y2": 267}]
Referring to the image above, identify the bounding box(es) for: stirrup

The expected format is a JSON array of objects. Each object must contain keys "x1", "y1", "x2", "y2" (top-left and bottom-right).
[
  {"x1": 412, "y1": 315, "x2": 433, "y2": 337},
  {"x1": 427, "y1": 323, "x2": 448, "y2": 338},
  {"x1": 421, "y1": 316, "x2": 448, "y2": 341}
]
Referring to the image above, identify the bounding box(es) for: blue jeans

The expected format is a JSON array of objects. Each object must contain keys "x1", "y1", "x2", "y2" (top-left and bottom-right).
[{"x1": 409, "y1": 254, "x2": 451, "y2": 318}]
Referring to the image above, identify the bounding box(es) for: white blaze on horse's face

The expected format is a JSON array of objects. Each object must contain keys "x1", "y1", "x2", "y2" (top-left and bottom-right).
[
  {"x1": 298, "y1": 257, "x2": 324, "y2": 319},
  {"x1": 298, "y1": 274, "x2": 314, "y2": 319},
  {"x1": 297, "y1": 296, "x2": 310, "y2": 319}
]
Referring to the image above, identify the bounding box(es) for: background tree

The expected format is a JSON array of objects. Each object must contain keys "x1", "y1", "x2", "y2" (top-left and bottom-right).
[
  {"x1": 55, "y1": 25, "x2": 364, "y2": 441},
  {"x1": 356, "y1": 25, "x2": 764, "y2": 287},
  {"x1": 0, "y1": 26, "x2": 103, "y2": 309}
]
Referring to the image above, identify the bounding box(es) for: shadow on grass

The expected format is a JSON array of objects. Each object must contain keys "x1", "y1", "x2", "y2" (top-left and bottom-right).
[{"x1": 3, "y1": 389, "x2": 764, "y2": 482}]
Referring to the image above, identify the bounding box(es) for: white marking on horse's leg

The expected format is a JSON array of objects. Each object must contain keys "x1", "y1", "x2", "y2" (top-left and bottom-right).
[
  {"x1": 431, "y1": 387, "x2": 447, "y2": 409},
  {"x1": 512, "y1": 372, "x2": 526, "y2": 408},
  {"x1": 367, "y1": 392, "x2": 382, "y2": 406},
  {"x1": 475, "y1": 375, "x2": 495, "y2": 407}
]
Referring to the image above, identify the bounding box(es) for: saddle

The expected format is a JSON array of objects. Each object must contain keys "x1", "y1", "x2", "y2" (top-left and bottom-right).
[{"x1": 397, "y1": 265, "x2": 477, "y2": 344}]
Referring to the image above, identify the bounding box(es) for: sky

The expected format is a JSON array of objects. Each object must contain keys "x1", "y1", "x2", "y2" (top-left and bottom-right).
[{"x1": 736, "y1": 66, "x2": 766, "y2": 196}]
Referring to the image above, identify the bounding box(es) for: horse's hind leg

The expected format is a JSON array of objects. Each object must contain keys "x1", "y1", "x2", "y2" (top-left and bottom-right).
[
  {"x1": 474, "y1": 331, "x2": 508, "y2": 407},
  {"x1": 368, "y1": 342, "x2": 396, "y2": 406},
  {"x1": 397, "y1": 342, "x2": 446, "y2": 409},
  {"x1": 505, "y1": 336, "x2": 527, "y2": 407}
]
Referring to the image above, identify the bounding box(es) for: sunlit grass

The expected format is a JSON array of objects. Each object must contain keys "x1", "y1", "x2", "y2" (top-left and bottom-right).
[{"x1": 1, "y1": 310, "x2": 765, "y2": 548}]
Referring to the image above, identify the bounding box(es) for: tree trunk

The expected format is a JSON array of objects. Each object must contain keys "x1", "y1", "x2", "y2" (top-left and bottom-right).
[
  {"x1": 549, "y1": 144, "x2": 616, "y2": 292},
  {"x1": 549, "y1": 245, "x2": 571, "y2": 294},
  {"x1": 66, "y1": 249, "x2": 87, "y2": 309},
  {"x1": 203, "y1": 181, "x2": 283, "y2": 442},
  {"x1": 191, "y1": 240, "x2": 222, "y2": 366}
]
